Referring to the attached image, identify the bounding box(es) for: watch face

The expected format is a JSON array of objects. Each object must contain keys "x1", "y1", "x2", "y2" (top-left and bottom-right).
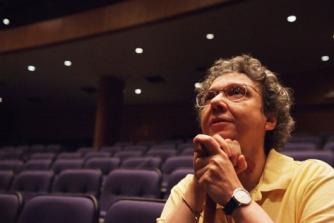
[{"x1": 234, "y1": 188, "x2": 252, "y2": 205}]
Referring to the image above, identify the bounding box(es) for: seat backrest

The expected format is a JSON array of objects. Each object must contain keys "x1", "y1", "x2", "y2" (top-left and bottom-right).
[
  {"x1": 0, "y1": 160, "x2": 23, "y2": 173},
  {"x1": 11, "y1": 171, "x2": 54, "y2": 201},
  {"x1": 121, "y1": 157, "x2": 161, "y2": 170},
  {"x1": 100, "y1": 169, "x2": 161, "y2": 216},
  {"x1": 283, "y1": 150, "x2": 334, "y2": 165},
  {"x1": 17, "y1": 195, "x2": 98, "y2": 223},
  {"x1": 23, "y1": 159, "x2": 52, "y2": 171},
  {"x1": 57, "y1": 152, "x2": 82, "y2": 159},
  {"x1": 100, "y1": 146, "x2": 122, "y2": 153},
  {"x1": 52, "y1": 169, "x2": 102, "y2": 198},
  {"x1": 84, "y1": 157, "x2": 120, "y2": 175},
  {"x1": 162, "y1": 156, "x2": 193, "y2": 175},
  {"x1": 150, "y1": 144, "x2": 176, "y2": 150},
  {"x1": 1, "y1": 149, "x2": 24, "y2": 160},
  {"x1": 123, "y1": 145, "x2": 148, "y2": 152},
  {"x1": 84, "y1": 151, "x2": 111, "y2": 160},
  {"x1": 52, "y1": 159, "x2": 83, "y2": 174},
  {"x1": 104, "y1": 198, "x2": 165, "y2": 223},
  {"x1": 113, "y1": 150, "x2": 143, "y2": 162},
  {"x1": 29, "y1": 153, "x2": 56, "y2": 160},
  {"x1": 165, "y1": 168, "x2": 193, "y2": 197},
  {"x1": 146, "y1": 149, "x2": 177, "y2": 162},
  {"x1": 0, "y1": 192, "x2": 23, "y2": 223},
  {"x1": 0, "y1": 170, "x2": 14, "y2": 192}
]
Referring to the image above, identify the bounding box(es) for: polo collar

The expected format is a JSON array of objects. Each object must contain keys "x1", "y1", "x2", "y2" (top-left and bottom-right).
[{"x1": 250, "y1": 149, "x2": 295, "y2": 201}]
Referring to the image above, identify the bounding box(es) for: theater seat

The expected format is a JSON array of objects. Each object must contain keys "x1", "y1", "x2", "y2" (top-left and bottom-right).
[
  {"x1": 0, "y1": 192, "x2": 22, "y2": 223},
  {"x1": 100, "y1": 169, "x2": 161, "y2": 217},
  {"x1": 52, "y1": 169, "x2": 102, "y2": 198},
  {"x1": 104, "y1": 198, "x2": 165, "y2": 223},
  {"x1": 17, "y1": 195, "x2": 98, "y2": 223}
]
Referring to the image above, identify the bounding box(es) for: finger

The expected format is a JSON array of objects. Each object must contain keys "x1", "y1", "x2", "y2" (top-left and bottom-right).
[
  {"x1": 194, "y1": 155, "x2": 211, "y2": 171},
  {"x1": 193, "y1": 134, "x2": 222, "y2": 156},
  {"x1": 235, "y1": 155, "x2": 248, "y2": 174},
  {"x1": 212, "y1": 134, "x2": 231, "y2": 157}
]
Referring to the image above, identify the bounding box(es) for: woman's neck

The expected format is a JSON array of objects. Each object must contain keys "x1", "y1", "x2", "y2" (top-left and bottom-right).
[{"x1": 238, "y1": 149, "x2": 267, "y2": 192}]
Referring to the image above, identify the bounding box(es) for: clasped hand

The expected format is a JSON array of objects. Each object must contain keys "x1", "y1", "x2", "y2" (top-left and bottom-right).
[{"x1": 193, "y1": 134, "x2": 248, "y2": 206}]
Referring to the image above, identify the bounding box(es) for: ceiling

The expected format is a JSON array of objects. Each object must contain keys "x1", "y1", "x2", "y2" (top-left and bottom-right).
[{"x1": 0, "y1": 0, "x2": 333, "y2": 111}]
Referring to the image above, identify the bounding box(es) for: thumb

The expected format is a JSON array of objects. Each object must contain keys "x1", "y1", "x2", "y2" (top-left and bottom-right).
[{"x1": 193, "y1": 134, "x2": 222, "y2": 157}]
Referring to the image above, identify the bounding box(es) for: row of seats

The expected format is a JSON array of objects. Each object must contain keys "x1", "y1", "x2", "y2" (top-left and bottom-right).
[
  {"x1": 0, "y1": 155, "x2": 194, "y2": 175},
  {"x1": 2, "y1": 133, "x2": 334, "y2": 153},
  {"x1": 0, "y1": 193, "x2": 164, "y2": 223},
  {"x1": 0, "y1": 167, "x2": 192, "y2": 216},
  {"x1": 0, "y1": 144, "x2": 195, "y2": 161}
]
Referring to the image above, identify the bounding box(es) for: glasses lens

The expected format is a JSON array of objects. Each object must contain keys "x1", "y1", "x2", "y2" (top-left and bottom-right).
[{"x1": 224, "y1": 84, "x2": 247, "y2": 101}]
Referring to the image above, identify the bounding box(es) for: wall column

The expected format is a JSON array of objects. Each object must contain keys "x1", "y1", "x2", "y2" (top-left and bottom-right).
[{"x1": 93, "y1": 76, "x2": 124, "y2": 150}]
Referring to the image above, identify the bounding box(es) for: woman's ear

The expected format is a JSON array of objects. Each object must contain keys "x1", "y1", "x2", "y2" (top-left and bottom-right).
[{"x1": 265, "y1": 113, "x2": 277, "y2": 131}]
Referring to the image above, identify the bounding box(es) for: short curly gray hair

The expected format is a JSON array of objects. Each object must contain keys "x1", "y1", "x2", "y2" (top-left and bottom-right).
[{"x1": 195, "y1": 55, "x2": 295, "y2": 154}]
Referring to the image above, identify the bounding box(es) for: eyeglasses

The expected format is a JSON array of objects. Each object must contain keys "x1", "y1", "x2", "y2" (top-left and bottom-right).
[{"x1": 196, "y1": 83, "x2": 259, "y2": 108}]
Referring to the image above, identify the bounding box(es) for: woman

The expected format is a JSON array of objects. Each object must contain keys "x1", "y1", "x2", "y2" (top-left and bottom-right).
[{"x1": 157, "y1": 55, "x2": 334, "y2": 222}]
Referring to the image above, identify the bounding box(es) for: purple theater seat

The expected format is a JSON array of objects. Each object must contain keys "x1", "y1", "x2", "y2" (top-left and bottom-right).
[
  {"x1": 0, "y1": 170, "x2": 14, "y2": 191},
  {"x1": 177, "y1": 142, "x2": 194, "y2": 151},
  {"x1": 113, "y1": 150, "x2": 143, "y2": 162},
  {"x1": 282, "y1": 142, "x2": 317, "y2": 151},
  {"x1": 57, "y1": 152, "x2": 82, "y2": 159},
  {"x1": 162, "y1": 156, "x2": 193, "y2": 175},
  {"x1": 0, "y1": 192, "x2": 23, "y2": 223},
  {"x1": 11, "y1": 171, "x2": 54, "y2": 201},
  {"x1": 84, "y1": 151, "x2": 111, "y2": 160},
  {"x1": 123, "y1": 145, "x2": 148, "y2": 153},
  {"x1": 17, "y1": 195, "x2": 98, "y2": 223},
  {"x1": 150, "y1": 144, "x2": 176, "y2": 150},
  {"x1": 52, "y1": 159, "x2": 83, "y2": 174},
  {"x1": 136, "y1": 140, "x2": 156, "y2": 147},
  {"x1": 100, "y1": 169, "x2": 161, "y2": 217},
  {"x1": 146, "y1": 149, "x2": 177, "y2": 162},
  {"x1": 104, "y1": 198, "x2": 165, "y2": 223},
  {"x1": 52, "y1": 169, "x2": 102, "y2": 198},
  {"x1": 0, "y1": 160, "x2": 23, "y2": 173},
  {"x1": 180, "y1": 147, "x2": 194, "y2": 155},
  {"x1": 84, "y1": 157, "x2": 120, "y2": 175},
  {"x1": 77, "y1": 147, "x2": 93, "y2": 156},
  {"x1": 100, "y1": 146, "x2": 122, "y2": 153},
  {"x1": 161, "y1": 156, "x2": 193, "y2": 188},
  {"x1": 165, "y1": 168, "x2": 194, "y2": 197},
  {"x1": 283, "y1": 150, "x2": 334, "y2": 165},
  {"x1": 1, "y1": 149, "x2": 24, "y2": 160},
  {"x1": 23, "y1": 159, "x2": 52, "y2": 171},
  {"x1": 121, "y1": 157, "x2": 162, "y2": 170},
  {"x1": 29, "y1": 153, "x2": 56, "y2": 160}
]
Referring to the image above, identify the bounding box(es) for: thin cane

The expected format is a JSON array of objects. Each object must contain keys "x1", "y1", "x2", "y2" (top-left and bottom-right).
[{"x1": 204, "y1": 195, "x2": 216, "y2": 223}]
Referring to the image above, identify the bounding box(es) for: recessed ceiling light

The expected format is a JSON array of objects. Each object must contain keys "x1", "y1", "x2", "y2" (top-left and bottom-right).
[
  {"x1": 135, "y1": 48, "x2": 143, "y2": 54},
  {"x1": 206, "y1": 33, "x2": 215, "y2": 40},
  {"x1": 287, "y1": 15, "x2": 297, "y2": 23},
  {"x1": 0, "y1": 97, "x2": 2, "y2": 103},
  {"x1": 134, "y1": 88, "x2": 142, "y2": 95},
  {"x1": 321, "y1": 55, "x2": 330, "y2": 62},
  {"x1": 2, "y1": 18, "x2": 10, "y2": 25},
  {"x1": 27, "y1": 65, "x2": 36, "y2": 72},
  {"x1": 194, "y1": 82, "x2": 202, "y2": 89},
  {"x1": 64, "y1": 60, "x2": 72, "y2": 67}
]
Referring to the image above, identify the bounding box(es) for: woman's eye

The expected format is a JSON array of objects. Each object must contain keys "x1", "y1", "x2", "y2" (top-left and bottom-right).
[
  {"x1": 205, "y1": 91, "x2": 218, "y2": 102},
  {"x1": 226, "y1": 86, "x2": 245, "y2": 96}
]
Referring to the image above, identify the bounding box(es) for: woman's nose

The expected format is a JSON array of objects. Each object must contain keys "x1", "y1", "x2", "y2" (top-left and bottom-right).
[{"x1": 210, "y1": 93, "x2": 228, "y2": 113}]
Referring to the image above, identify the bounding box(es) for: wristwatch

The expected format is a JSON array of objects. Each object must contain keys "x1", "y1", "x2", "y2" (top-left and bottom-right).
[{"x1": 223, "y1": 187, "x2": 252, "y2": 215}]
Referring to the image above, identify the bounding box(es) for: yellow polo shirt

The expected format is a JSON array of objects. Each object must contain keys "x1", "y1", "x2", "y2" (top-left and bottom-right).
[{"x1": 157, "y1": 149, "x2": 334, "y2": 223}]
